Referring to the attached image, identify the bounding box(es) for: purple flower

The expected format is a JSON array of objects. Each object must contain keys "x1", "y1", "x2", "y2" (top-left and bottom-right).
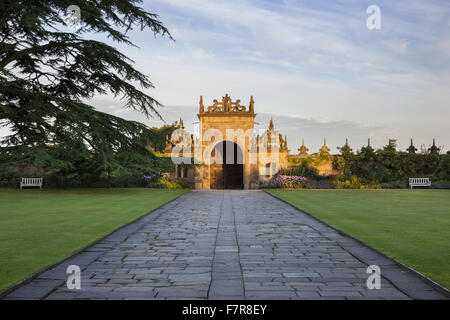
[
  {"x1": 262, "y1": 174, "x2": 307, "y2": 188},
  {"x1": 142, "y1": 174, "x2": 157, "y2": 180}
]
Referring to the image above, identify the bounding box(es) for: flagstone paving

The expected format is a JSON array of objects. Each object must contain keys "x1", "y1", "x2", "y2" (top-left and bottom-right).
[{"x1": 3, "y1": 190, "x2": 447, "y2": 300}]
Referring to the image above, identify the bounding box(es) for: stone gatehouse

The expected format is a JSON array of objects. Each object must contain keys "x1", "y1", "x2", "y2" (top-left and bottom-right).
[{"x1": 164, "y1": 94, "x2": 337, "y2": 189}]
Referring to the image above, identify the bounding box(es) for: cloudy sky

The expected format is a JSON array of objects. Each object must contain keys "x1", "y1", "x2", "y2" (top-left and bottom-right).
[
  {"x1": 119, "y1": 0, "x2": 450, "y2": 153},
  {"x1": 9, "y1": 0, "x2": 450, "y2": 153}
]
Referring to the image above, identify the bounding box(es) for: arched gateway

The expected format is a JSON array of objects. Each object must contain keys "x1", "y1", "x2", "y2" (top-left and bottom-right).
[
  {"x1": 164, "y1": 93, "x2": 296, "y2": 189},
  {"x1": 210, "y1": 141, "x2": 244, "y2": 189},
  {"x1": 196, "y1": 94, "x2": 259, "y2": 189}
]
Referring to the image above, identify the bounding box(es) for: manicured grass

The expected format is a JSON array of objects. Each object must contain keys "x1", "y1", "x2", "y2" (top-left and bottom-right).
[
  {"x1": 266, "y1": 189, "x2": 450, "y2": 289},
  {"x1": 0, "y1": 188, "x2": 187, "y2": 292}
]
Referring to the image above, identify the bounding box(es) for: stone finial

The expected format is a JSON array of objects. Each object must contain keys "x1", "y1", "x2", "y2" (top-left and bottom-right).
[
  {"x1": 320, "y1": 138, "x2": 330, "y2": 153},
  {"x1": 249, "y1": 95, "x2": 255, "y2": 113},
  {"x1": 345, "y1": 138, "x2": 349, "y2": 146},
  {"x1": 428, "y1": 138, "x2": 439, "y2": 155},
  {"x1": 365, "y1": 138, "x2": 374, "y2": 151},
  {"x1": 298, "y1": 138, "x2": 309, "y2": 155},
  {"x1": 269, "y1": 118, "x2": 274, "y2": 130},
  {"x1": 178, "y1": 118, "x2": 184, "y2": 129},
  {"x1": 281, "y1": 135, "x2": 288, "y2": 151},
  {"x1": 199, "y1": 95, "x2": 204, "y2": 113},
  {"x1": 407, "y1": 138, "x2": 417, "y2": 154}
]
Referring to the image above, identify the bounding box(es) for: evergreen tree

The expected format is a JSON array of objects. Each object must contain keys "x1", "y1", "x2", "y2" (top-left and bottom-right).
[
  {"x1": 376, "y1": 139, "x2": 399, "y2": 171},
  {"x1": 335, "y1": 139, "x2": 355, "y2": 176},
  {"x1": 358, "y1": 139, "x2": 376, "y2": 161},
  {"x1": 0, "y1": 0, "x2": 172, "y2": 175}
]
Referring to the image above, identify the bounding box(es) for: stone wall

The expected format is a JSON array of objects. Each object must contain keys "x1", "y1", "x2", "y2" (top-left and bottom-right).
[{"x1": 286, "y1": 154, "x2": 340, "y2": 176}]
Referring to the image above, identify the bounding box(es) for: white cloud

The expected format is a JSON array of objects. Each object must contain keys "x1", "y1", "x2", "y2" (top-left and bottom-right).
[{"x1": 382, "y1": 39, "x2": 409, "y2": 54}]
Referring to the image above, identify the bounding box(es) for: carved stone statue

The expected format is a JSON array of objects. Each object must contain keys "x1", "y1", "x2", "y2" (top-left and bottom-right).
[{"x1": 202, "y1": 93, "x2": 250, "y2": 113}]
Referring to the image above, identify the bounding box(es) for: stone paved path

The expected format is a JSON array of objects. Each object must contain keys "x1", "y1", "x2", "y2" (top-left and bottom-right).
[{"x1": 4, "y1": 190, "x2": 447, "y2": 300}]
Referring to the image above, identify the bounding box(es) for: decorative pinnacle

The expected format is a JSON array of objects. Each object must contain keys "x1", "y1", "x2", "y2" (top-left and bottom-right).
[
  {"x1": 199, "y1": 95, "x2": 204, "y2": 112},
  {"x1": 269, "y1": 118, "x2": 274, "y2": 130},
  {"x1": 298, "y1": 138, "x2": 309, "y2": 154},
  {"x1": 407, "y1": 138, "x2": 417, "y2": 153},
  {"x1": 320, "y1": 138, "x2": 330, "y2": 153},
  {"x1": 249, "y1": 95, "x2": 254, "y2": 113}
]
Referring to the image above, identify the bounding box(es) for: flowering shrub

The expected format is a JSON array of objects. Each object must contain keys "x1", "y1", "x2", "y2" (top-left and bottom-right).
[
  {"x1": 260, "y1": 174, "x2": 307, "y2": 188},
  {"x1": 330, "y1": 175, "x2": 381, "y2": 189},
  {"x1": 331, "y1": 175, "x2": 361, "y2": 189}
]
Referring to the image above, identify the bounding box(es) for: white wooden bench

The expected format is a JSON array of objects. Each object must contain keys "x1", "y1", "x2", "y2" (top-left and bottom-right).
[
  {"x1": 409, "y1": 177, "x2": 431, "y2": 189},
  {"x1": 20, "y1": 177, "x2": 43, "y2": 189}
]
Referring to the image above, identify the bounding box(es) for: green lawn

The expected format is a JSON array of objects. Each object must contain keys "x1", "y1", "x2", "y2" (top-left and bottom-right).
[
  {"x1": 266, "y1": 189, "x2": 450, "y2": 289},
  {"x1": 0, "y1": 188, "x2": 187, "y2": 292}
]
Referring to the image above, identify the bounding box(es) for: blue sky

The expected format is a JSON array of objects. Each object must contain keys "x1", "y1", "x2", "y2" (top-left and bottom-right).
[{"x1": 44, "y1": 1, "x2": 450, "y2": 152}]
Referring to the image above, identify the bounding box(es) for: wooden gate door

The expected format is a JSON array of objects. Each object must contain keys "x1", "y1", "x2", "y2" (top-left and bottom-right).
[{"x1": 210, "y1": 164, "x2": 223, "y2": 189}]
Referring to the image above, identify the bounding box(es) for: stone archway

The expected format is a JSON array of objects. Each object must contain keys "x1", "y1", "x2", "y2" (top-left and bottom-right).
[{"x1": 210, "y1": 141, "x2": 243, "y2": 189}]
